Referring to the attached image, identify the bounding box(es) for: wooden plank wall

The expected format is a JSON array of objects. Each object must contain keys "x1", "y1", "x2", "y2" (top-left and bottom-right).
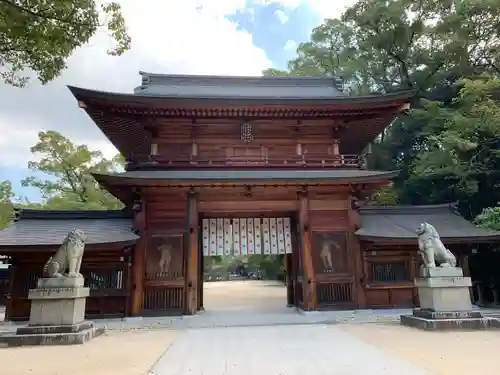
[
  {"x1": 307, "y1": 192, "x2": 359, "y2": 310},
  {"x1": 143, "y1": 190, "x2": 188, "y2": 315},
  {"x1": 153, "y1": 119, "x2": 347, "y2": 162}
]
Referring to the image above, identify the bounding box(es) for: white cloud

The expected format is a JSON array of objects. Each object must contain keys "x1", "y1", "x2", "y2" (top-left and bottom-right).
[
  {"x1": 307, "y1": 0, "x2": 355, "y2": 19},
  {"x1": 284, "y1": 39, "x2": 298, "y2": 51},
  {"x1": 0, "y1": 0, "x2": 357, "y2": 171},
  {"x1": 275, "y1": 9, "x2": 289, "y2": 24},
  {"x1": 0, "y1": 0, "x2": 271, "y2": 168}
]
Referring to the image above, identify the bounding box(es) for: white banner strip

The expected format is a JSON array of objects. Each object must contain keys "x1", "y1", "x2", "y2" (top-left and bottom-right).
[{"x1": 202, "y1": 219, "x2": 210, "y2": 256}]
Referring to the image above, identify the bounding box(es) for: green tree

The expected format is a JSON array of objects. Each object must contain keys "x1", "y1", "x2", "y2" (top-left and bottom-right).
[
  {"x1": 266, "y1": 0, "x2": 500, "y2": 208},
  {"x1": 0, "y1": 180, "x2": 14, "y2": 228},
  {"x1": 1, "y1": 0, "x2": 131, "y2": 87},
  {"x1": 475, "y1": 205, "x2": 500, "y2": 231},
  {"x1": 22, "y1": 130, "x2": 124, "y2": 210},
  {"x1": 411, "y1": 76, "x2": 500, "y2": 217}
]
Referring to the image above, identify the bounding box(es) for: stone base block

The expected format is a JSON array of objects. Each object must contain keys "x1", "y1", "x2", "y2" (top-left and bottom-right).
[
  {"x1": 400, "y1": 314, "x2": 494, "y2": 331},
  {"x1": 17, "y1": 321, "x2": 95, "y2": 335},
  {"x1": 28, "y1": 286, "x2": 89, "y2": 326},
  {"x1": 0, "y1": 324, "x2": 105, "y2": 347},
  {"x1": 412, "y1": 309, "x2": 483, "y2": 320},
  {"x1": 420, "y1": 266, "x2": 464, "y2": 278},
  {"x1": 416, "y1": 275, "x2": 473, "y2": 312},
  {"x1": 37, "y1": 276, "x2": 85, "y2": 289}
]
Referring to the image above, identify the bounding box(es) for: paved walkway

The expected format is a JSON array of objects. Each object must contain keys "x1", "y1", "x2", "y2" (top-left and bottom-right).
[{"x1": 150, "y1": 324, "x2": 431, "y2": 375}]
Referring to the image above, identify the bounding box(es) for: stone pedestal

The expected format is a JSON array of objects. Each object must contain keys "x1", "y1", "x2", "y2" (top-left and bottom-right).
[
  {"x1": 0, "y1": 277, "x2": 105, "y2": 347},
  {"x1": 401, "y1": 267, "x2": 494, "y2": 330}
]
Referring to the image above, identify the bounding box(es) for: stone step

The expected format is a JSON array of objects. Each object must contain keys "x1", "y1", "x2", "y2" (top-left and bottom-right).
[{"x1": 0, "y1": 327, "x2": 105, "y2": 347}]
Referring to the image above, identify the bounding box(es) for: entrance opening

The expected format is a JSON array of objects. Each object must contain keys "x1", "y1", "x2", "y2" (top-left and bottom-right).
[{"x1": 199, "y1": 216, "x2": 299, "y2": 313}]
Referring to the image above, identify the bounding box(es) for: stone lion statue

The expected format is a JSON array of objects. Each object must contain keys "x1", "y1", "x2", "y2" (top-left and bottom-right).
[
  {"x1": 416, "y1": 222, "x2": 456, "y2": 268},
  {"x1": 43, "y1": 229, "x2": 87, "y2": 278}
]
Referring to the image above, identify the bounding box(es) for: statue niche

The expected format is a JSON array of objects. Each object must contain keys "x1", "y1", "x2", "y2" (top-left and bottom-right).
[
  {"x1": 147, "y1": 234, "x2": 183, "y2": 280},
  {"x1": 312, "y1": 233, "x2": 347, "y2": 273}
]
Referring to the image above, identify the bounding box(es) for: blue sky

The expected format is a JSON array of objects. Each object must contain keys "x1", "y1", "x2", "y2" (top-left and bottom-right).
[{"x1": 0, "y1": 0, "x2": 353, "y2": 203}]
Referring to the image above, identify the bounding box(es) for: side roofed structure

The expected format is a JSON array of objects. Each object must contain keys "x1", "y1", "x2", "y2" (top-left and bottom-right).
[
  {"x1": 0, "y1": 209, "x2": 138, "y2": 248},
  {"x1": 0, "y1": 209, "x2": 138, "y2": 321},
  {"x1": 356, "y1": 204, "x2": 500, "y2": 244}
]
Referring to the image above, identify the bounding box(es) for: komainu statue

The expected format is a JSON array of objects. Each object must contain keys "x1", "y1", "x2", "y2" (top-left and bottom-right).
[
  {"x1": 416, "y1": 222, "x2": 456, "y2": 268},
  {"x1": 43, "y1": 229, "x2": 87, "y2": 278}
]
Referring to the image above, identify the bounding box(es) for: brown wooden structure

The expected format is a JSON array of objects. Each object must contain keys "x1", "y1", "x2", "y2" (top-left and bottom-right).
[{"x1": 1, "y1": 73, "x2": 500, "y2": 320}]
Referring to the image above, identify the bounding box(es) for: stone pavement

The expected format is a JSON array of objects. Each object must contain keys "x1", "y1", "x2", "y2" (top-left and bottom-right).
[{"x1": 150, "y1": 323, "x2": 431, "y2": 375}]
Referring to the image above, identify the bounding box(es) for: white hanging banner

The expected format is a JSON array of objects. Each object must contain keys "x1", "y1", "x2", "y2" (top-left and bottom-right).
[
  {"x1": 202, "y1": 217, "x2": 292, "y2": 257},
  {"x1": 277, "y1": 217, "x2": 286, "y2": 255},
  {"x1": 269, "y1": 218, "x2": 278, "y2": 255},
  {"x1": 216, "y1": 218, "x2": 224, "y2": 256},
  {"x1": 209, "y1": 218, "x2": 217, "y2": 256},
  {"x1": 233, "y1": 218, "x2": 241, "y2": 256},
  {"x1": 262, "y1": 218, "x2": 271, "y2": 254},
  {"x1": 202, "y1": 219, "x2": 210, "y2": 256},
  {"x1": 240, "y1": 218, "x2": 248, "y2": 255},
  {"x1": 254, "y1": 218, "x2": 262, "y2": 255},
  {"x1": 283, "y1": 217, "x2": 293, "y2": 254},
  {"x1": 223, "y1": 218, "x2": 232, "y2": 255},
  {"x1": 247, "y1": 218, "x2": 255, "y2": 255}
]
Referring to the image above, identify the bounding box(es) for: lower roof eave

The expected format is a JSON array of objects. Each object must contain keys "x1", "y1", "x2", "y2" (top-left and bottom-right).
[
  {"x1": 93, "y1": 170, "x2": 398, "y2": 188},
  {"x1": 0, "y1": 239, "x2": 138, "y2": 252},
  {"x1": 357, "y1": 235, "x2": 500, "y2": 245}
]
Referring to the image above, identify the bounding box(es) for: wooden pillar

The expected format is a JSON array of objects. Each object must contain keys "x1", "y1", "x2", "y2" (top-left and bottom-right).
[
  {"x1": 285, "y1": 254, "x2": 294, "y2": 306},
  {"x1": 5, "y1": 262, "x2": 16, "y2": 321},
  {"x1": 298, "y1": 189, "x2": 317, "y2": 310},
  {"x1": 131, "y1": 200, "x2": 147, "y2": 316},
  {"x1": 348, "y1": 196, "x2": 366, "y2": 308},
  {"x1": 185, "y1": 190, "x2": 199, "y2": 314}
]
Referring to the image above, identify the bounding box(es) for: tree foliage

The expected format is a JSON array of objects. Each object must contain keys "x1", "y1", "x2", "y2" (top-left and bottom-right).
[
  {"x1": 0, "y1": 180, "x2": 14, "y2": 228},
  {"x1": 0, "y1": 0, "x2": 131, "y2": 86},
  {"x1": 475, "y1": 205, "x2": 500, "y2": 231},
  {"x1": 265, "y1": 0, "x2": 500, "y2": 216},
  {"x1": 21, "y1": 130, "x2": 124, "y2": 210},
  {"x1": 411, "y1": 76, "x2": 500, "y2": 217}
]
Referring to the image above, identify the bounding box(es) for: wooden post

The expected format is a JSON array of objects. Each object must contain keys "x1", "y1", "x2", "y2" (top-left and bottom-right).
[
  {"x1": 5, "y1": 262, "x2": 16, "y2": 321},
  {"x1": 285, "y1": 254, "x2": 294, "y2": 306},
  {"x1": 348, "y1": 196, "x2": 366, "y2": 308},
  {"x1": 298, "y1": 189, "x2": 317, "y2": 310},
  {"x1": 131, "y1": 200, "x2": 147, "y2": 316},
  {"x1": 185, "y1": 190, "x2": 199, "y2": 314}
]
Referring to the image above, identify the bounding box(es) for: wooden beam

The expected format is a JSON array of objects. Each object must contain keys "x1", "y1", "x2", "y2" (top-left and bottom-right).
[
  {"x1": 185, "y1": 190, "x2": 199, "y2": 314},
  {"x1": 131, "y1": 200, "x2": 147, "y2": 316},
  {"x1": 348, "y1": 196, "x2": 366, "y2": 308},
  {"x1": 298, "y1": 189, "x2": 317, "y2": 310}
]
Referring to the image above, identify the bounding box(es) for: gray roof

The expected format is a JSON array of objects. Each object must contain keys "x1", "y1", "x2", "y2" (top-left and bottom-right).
[
  {"x1": 0, "y1": 210, "x2": 138, "y2": 247},
  {"x1": 133, "y1": 71, "x2": 345, "y2": 99},
  {"x1": 94, "y1": 169, "x2": 398, "y2": 185},
  {"x1": 357, "y1": 204, "x2": 500, "y2": 243}
]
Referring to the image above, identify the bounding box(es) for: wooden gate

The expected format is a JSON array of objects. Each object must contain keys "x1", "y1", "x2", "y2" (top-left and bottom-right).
[{"x1": 142, "y1": 234, "x2": 185, "y2": 315}]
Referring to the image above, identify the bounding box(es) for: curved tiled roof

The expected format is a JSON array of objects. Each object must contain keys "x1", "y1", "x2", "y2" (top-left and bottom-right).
[
  {"x1": 356, "y1": 204, "x2": 500, "y2": 243},
  {"x1": 0, "y1": 209, "x2": 138, "y2": 247}
]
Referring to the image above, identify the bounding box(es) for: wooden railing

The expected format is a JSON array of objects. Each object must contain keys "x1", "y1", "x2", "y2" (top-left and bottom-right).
[
  {"x1": 134, "y1": 154, "x2": 366, "y2": 169},
  {"x1": 7, "y1": 262, "x2": 130, "y2": 321},
  {"x1": 143, "y1": 286, "x2": 184, "y2": 315},
  {"x1": 316, "y1": 281, "x2": 355, "y2": 309}
]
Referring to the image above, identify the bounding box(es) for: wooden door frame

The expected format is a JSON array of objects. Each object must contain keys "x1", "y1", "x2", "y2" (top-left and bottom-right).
[{"x1": 197, "y1": 212, "x2": 299, "y2": 311}]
